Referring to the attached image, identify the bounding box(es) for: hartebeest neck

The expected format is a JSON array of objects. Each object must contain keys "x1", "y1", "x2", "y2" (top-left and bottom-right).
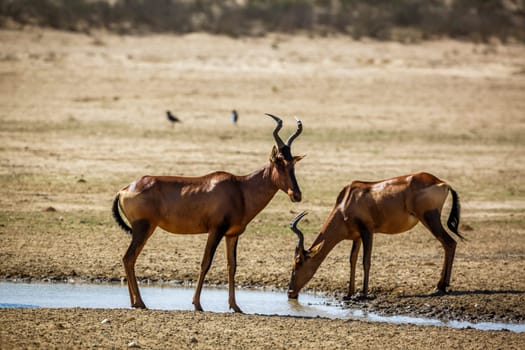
[
  {"x1": 238, "y1": 164, "x2": 279, "y2": 224},
  {"x1": 306, "y1": 211, "x2": 347, "y2": 273},
  {"x1": 310, "y1": 232, "x2": 344, "y2": 266}
]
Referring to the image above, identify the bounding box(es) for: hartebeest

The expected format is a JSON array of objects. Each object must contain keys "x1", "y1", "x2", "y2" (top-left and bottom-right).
[
  {"x1": 112, "y1": 114, "x2": 304, "y2": 312},
  {"x1": 287, "y1": 172, "x2": 464, "y2": 300}
]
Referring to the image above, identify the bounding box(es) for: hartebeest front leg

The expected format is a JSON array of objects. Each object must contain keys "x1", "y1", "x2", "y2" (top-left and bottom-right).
[
  {"x1": 225, "y1": 235, "x2": 242, "y2": 313},
  {"x1": 359, "y1": 223, "x2": 374, "y2": 298},
  {"x1": 345, "y1": 238, "x2": 361, "y2": 299},
  {"x1": 193, "y1": 230, "x2": 224, "y2": 311}
]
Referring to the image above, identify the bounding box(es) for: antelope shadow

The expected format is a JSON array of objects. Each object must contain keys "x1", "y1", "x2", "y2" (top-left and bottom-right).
[{"x1": 399, "y1": 289, "x2": 525, "y2": 298}]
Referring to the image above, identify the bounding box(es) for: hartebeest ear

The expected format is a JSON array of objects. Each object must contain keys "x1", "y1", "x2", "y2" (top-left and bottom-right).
[
  {"x1": 269, "y1": 145, "x2": 279, "y2": 162},
  {"x1": 306, "y1": 241, "x2": 324, "y2": 258},
  {"x1": 293, "y1": 155, "x2": 305, "y2": 164}
]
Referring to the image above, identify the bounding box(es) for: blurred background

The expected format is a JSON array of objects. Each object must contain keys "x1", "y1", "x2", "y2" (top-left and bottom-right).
[{"x1": 1, "y1": 0, "x2": 524, "y2": 42}]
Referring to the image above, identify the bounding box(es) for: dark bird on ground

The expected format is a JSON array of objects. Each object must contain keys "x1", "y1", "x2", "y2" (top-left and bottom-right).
[
  {"x1": 166, "y1": 111, "x2": 181, "y2": 124},
  {"x1": 231, "y1": 109, "x2": 238, "y2": 124}
]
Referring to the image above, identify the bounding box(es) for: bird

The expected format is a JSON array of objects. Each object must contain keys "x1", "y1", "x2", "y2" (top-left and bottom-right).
[
  {"x1": 231, "y1": 109, "x2": 238, "y2": 124},
  {"x1": 166, "y1": 110, "x2": 181, "y2": 124}
]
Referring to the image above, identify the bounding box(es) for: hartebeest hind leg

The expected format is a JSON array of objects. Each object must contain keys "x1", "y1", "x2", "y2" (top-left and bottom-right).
[
  {"x1": 192, "y1": 229, "x2": 225, "y2": 312},
  {"x1": 123, "y1": 220, "x2": 156, "y2": 309},
  {"x1": 422, "y1": 209, "x2": 457, "y2": 293}
]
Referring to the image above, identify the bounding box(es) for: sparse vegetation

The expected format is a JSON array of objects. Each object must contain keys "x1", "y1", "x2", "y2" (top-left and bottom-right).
[{"x1": 1, "y1": 0, "x2": 524, "y2": 41}]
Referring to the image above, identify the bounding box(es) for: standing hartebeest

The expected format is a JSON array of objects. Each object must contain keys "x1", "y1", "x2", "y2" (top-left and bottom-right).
[
  {"x1": 112, "y1": 114, "x2": 304, "y2": 313},
  {"x1": 287, "y1": 172, "x2": 464, "y2": 300}
]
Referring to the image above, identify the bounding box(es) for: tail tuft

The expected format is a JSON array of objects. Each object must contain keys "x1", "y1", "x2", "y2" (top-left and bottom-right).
[
  {"x1": 112, "y1": 193, "x2": 132, "y2": 235},
  {"x1": 447, "y1": 188, "x2": 466, "y2": 241}
]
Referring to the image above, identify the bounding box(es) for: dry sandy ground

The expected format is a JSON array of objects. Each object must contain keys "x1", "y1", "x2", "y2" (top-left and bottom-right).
[{"x1": 1, "y1": 28, "x2": 524, "y2": 348}]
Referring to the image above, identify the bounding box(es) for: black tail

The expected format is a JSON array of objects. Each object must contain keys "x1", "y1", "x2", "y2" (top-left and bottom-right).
[
  {"x1": 112, "y1": 193, "x2": 132, "y2": 235},
  {"x1": 447, "y1": 188, "x2": 465, "y2": 241}
]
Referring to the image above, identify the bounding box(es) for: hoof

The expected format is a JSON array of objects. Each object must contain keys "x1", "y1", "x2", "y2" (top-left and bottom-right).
[
  {"x1": 434, "y1": 288, "x2": 448, "y2": 296},
  {"x1": 230, "y1": 305, "x2": 244, "y2": 314},
  {"x1": 436, "y1": 283, "x2": 449, "y2": 295},
  {"x1": 193, "y1": 302, "x2": 204, "y2": 312}
]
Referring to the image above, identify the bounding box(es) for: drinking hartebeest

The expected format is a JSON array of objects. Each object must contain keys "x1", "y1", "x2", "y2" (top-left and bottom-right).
[
  {"x1": 112, "y1": 114, "x2": 304, "y2": 312},
  {"x1": 287, "y1": 172, "x2": 464, "y2": 300}
]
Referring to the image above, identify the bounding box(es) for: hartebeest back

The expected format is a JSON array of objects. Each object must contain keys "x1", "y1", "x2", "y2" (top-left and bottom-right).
[
  {"x1": 112, "y1": 114, "x2": 304, "y2": 312},
  {"x1": 288, "y1": 172, "x2": 464, "y2": 300}
]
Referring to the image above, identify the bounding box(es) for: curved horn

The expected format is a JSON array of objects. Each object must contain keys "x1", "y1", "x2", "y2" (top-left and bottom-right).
[
  {"x1": 290, "y1": 211, "x2": 308, "y2": 253},
  {"x1": 285, "y1": 117, "x2": 303, "y2": 147},
  {"x1": 265, "y1": 113, "x2": 286, "y2": 149}
]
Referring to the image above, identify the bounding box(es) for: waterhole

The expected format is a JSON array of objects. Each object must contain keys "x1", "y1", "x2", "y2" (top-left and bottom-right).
[{"x1": 0, "y1": 281, "x2": 523, "y2": 333}]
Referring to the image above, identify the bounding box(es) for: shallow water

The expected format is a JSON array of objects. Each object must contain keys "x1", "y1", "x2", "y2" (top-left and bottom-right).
[{"x1": 1, "y1": 281, "x2": 523, "y2": 333}]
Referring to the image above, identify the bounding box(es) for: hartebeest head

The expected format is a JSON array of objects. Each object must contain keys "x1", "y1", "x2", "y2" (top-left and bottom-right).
[
  {"x1": 266, "y1": 113, "x2": 304, "y2": 203},
  {"x1": 288, "y1": 211, "x2": 324, "y2": 298}
]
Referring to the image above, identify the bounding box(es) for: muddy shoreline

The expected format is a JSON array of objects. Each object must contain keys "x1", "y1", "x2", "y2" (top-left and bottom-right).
[{"x1": 2, "y1": 276, "x2": 523, "y2": 325}]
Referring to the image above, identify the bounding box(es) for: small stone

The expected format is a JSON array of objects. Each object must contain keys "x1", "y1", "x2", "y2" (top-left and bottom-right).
[
  {"x1": 101, "y1": 319, "x2": 111, "y2": 324},
  {"x1": 128, "y1": 341, "x2": 141, "y2": 348}
]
